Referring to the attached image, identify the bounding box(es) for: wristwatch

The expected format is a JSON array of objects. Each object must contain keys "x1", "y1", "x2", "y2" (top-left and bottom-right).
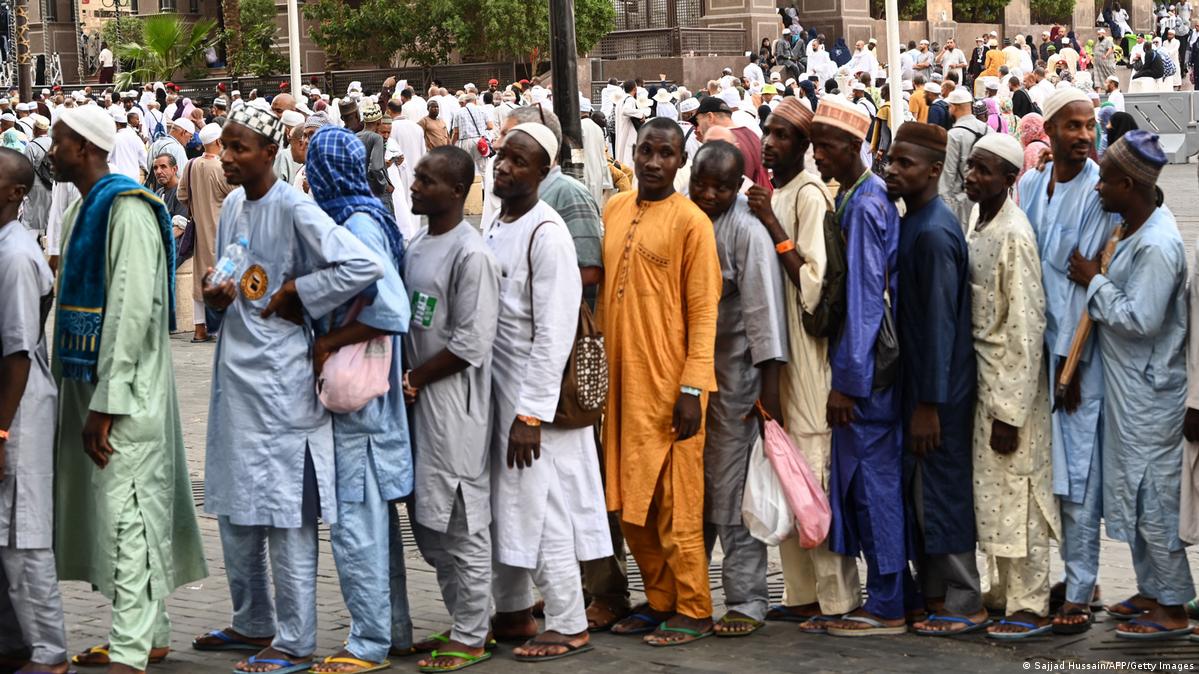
[
  {"x1": 680, "y1": 385, "x2": 702, "y2": 397},
  {"x1": 516, "y1": 415, "x2": 542, "y2": 427}
]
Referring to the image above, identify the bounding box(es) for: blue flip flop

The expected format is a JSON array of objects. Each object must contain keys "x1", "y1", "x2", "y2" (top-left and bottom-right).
[
  {"x1": 985, "y1": 619, "x2": 1054, "y2": 640},
  {"x1": 766, "y1": 604, "x2": 816, "y2": 623},
  {"x1": 233, "y1": 656, "x2": 313, "y2": 674},
  {"x1": 914, "y1": 614, "x2": 992, "y2": 637},
  {"x1": 1115, "y1": 618, "x2": 1195, "y2": 641},
  {"x1": 612, "y1": 611, "x2": 667, "y2": 636},
  {"x1": 195, "y1": 629, "x2": 269, "y2": 652},
  {"x1": 1105, "y1": 599, "x2": 1146, "y2": 621}
]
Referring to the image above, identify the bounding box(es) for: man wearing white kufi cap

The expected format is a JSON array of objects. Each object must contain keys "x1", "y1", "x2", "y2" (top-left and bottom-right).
[
  {"x1": 273, "y1": 109, "x2": 306, "y2": 185},
  {"x1": 22, "y1": 111, "x2": 53, "y2": 238},
  {"x1": 1017, "y1": 83, "x2": 1119, "y2": 636},
  {"x1": 483, "y1": 121, "x2": 611, "y2": 661},
  {"x1": 963, "y1": 131, "x2": 1059, "y2": 638},
  {"x1": 178, "y1": 122, "x2": 231, "y2": 343},
  {"x1": 49, "y1": 103, "x2": 207, "y2": 673},
  {"x1": 108, "y1": 104, "x2": 147, "y2": 181}
]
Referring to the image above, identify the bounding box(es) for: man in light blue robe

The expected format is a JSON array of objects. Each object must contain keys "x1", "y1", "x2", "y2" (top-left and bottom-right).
[
  {"x1": 1016, "y1": 90, "x2": 1117, "y2": 631},
  {"x1": 1067, "y1": 131, "x2": 1195, "y2": 639},
  {"x1": 196, "y1": 108, "x2": 385, "y2": 672},
  {"x1": 305, "y1": 126, "x2": 414, "y2": 670}
]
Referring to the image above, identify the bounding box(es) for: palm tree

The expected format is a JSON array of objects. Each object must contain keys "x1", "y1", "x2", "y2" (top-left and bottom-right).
[
  {"x1": 222, "y1": 0, "x2": 242, "y2": 70},
  {"x1": 115, "y1": 14, "x2": 217, "y2": 89}
]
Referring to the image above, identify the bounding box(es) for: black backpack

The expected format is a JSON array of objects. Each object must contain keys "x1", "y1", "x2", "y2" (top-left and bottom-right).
[
  {"x1": 800, "y1": 182, "x2": 847, "y2": 339},
  {"x1": 27, "y1": 138, "x2": 53, "y2": 190}
]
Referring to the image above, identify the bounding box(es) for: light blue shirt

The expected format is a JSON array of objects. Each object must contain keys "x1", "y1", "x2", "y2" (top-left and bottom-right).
[
  {"x1": 1019, "y1": 161, "x2": 1118, "y2": 502},
  {"x1": 325, "y1": 212, "x2": 413, "y2": 503},
  {"x1": 205, "y1": 180, "x2": 384, "y2": 527},
  {"x1": 1088, "y1": 207, "x2": 1189, "y2": 548}
]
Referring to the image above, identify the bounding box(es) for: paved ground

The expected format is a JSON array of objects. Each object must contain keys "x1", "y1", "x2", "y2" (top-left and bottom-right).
[{"x1": 45, "y1": 164, "x2": 1199, "y2": 673}]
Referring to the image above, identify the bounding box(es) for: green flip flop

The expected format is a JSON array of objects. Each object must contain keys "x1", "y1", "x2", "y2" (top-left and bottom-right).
[
  {"x1": 417, "y1": 650, "x2": 491, "y2": 673},
  {"x1": 645, "y1": 622, "x2": 715, "y2": 647}
]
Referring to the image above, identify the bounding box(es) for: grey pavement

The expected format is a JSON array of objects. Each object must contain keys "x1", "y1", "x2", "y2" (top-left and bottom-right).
[{"x1": 50, "y1": 164, "x2": 1199, "y2": 673}]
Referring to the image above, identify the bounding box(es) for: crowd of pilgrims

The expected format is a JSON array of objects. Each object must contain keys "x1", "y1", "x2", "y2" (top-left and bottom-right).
[{"x1": 1, "y1": 37, "x2": 1199, "y2": 674}]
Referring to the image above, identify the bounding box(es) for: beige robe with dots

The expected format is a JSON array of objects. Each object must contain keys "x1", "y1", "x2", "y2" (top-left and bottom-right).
[{"x1": 967, "y1": 199, "x2": 1061, "y2": 615}]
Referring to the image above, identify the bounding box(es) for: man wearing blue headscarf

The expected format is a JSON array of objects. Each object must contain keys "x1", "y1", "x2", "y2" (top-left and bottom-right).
[{"x1": 305, "y1": 126, "x2": 415, "y2": 672}]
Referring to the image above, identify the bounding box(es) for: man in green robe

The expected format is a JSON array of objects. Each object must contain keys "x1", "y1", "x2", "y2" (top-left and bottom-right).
[{"x1": 48, "y1": 105, "x2": 207, "y2": 674}]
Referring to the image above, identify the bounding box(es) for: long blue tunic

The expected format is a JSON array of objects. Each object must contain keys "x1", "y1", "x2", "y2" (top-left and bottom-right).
[
  {"x1": 205, "y1": 180, "x2": 384, "y2": 527},
  {"x1": 324, "y1": 212, "x2": 413, "y2": 504},
  {"x1": 1087, "y1": 207, "x2": 1189, "y2": 550},
  {"x1": 827, "y1": 173, "x2": 906, "y2": 575},
  {"x1": 1018, "y1": 161, "x2": 1117, "y2": 503},
  {"x1": 897, "y1": 196, "x2": 977, "y2": 555}
]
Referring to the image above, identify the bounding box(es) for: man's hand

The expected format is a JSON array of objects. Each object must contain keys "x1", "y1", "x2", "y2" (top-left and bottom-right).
[
  {"x1": 202, "y1": 267, "x2": 237, "y2": 311},
  {"x1": 746, "y1": 185, "x2": 777, "y2": 225},
  {"x1": 313, "y1": 335, "x2": 336, "y2": 378},
  {"x1": 672, "y1": 393, "x2": 702, "y2": 441},
  {"x1": 1034, "y1": 147, "x2": 1052, "y2": 172},
  {"x1": 1054, "y1": 359, "x2": 1083, "y2": 414},
  {"x1": 261, "y1": 279, "x2": 304, "y2": 325},
  {"x1": 827, "y1": 390, "x2": 856, "y2": 427},
  {"x1": 402, "y1": 370, "x2": 420, "y2": 405},
  {"x1": 82, "y1": 411, "x2": 115, "y2": 469},
  {"x1": 48, "y1": 255, "x2": 59, "y2": 275},
  {"x1": 1066, "y1": 248, "x2": 1101, "y2": 288},
  {"x1": 1184, "y1": 408, "x2": 1199, "y2": 443},
  {"x1": 990, "y1": 419, "x2": 1020, "y2": 454},
  {"x1": 908, "y1": 402, "x2": 941, "y2": 457},
  {"x1": 507, "y1": 417, "x2": 542, "y2": 469}
]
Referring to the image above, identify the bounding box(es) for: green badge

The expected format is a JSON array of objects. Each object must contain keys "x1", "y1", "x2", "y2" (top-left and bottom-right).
[{"x1": 411, "y1": 291, "x2": 438, "y2": 328}]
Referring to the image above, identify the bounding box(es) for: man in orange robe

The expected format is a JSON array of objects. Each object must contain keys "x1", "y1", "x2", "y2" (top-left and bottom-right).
[{"x1": 599, "y1": 118, "x2": 722, "y2": 647}]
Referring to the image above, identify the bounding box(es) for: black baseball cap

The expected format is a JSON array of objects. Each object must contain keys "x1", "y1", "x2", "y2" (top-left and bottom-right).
[{"x1": 696, "y1": 97, "x2": 732, "y2": 115}]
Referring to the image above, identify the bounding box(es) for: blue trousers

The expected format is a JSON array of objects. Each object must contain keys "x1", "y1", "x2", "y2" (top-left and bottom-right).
[
  {"x1": 841, "y1": 468, "x2": 905, "y2": 619},
  {"x1": 1059, "y1": 462, "x2": 1103, "y2": 606},
  {"x1": 330, "y1": 458, "x2": 412, "y2": 662},
  {"x1": 1129, "y1": 484, "x2": 1196, "y2": 606}
]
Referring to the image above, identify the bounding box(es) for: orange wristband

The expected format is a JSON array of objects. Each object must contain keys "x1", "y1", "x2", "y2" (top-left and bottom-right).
[{"x1": 775, "y1": 239, "x2": 796, "y2": 255}]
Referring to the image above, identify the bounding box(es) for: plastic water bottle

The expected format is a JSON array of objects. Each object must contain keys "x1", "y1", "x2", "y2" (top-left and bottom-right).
[{"x1": 209, "y1": 236, "x2": 249, "y2": 286}]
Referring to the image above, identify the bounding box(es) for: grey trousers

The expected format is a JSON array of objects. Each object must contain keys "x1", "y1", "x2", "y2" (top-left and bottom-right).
[
  {"x1": 413, "y1": 492, "x2": 492, "y2": 648},
  {"x1": 0, "y1": 546, "x2": 67, "y2": 663},
  {"x1": 912, "y1": 470, "x2": 982, "y2": 615},
  {"x1": 704, "y1": 523, "x2": 769, "y2": 622}
]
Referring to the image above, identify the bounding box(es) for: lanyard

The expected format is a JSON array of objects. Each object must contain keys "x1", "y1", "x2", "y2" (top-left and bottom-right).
[{"x1": 834, "y1": 169, "x2": 872, "y2": 223}]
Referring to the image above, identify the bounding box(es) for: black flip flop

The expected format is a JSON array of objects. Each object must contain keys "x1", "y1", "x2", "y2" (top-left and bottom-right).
[{"x1": 1051, "y1": 607, "x2": 1094, "y2": 635}]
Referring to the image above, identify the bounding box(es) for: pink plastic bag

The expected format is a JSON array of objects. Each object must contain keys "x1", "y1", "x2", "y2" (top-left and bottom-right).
[
  {"x1": 317, "y1": 297, "x2": 392, "y2": 414},
  {"x1": 761, "y1": 416, "x2": 831, "y2": 549}
]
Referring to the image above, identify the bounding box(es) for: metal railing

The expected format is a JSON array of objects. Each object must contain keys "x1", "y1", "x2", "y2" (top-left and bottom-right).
[{"x1": 595, "y1": 27, "x2": 744, "y2": 60}]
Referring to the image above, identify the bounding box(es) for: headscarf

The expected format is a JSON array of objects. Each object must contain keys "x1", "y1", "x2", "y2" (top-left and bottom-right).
[
  {"x1": 798, "y1": 80, "x2": 819, "y2": 110},
  {"x1": 1106, "y1": 111, "x2": 1138, "y2": 148},
  {"x1": 831, "y1": 38, "x2": 851, "y2": 66},
  {"x1": 1017, "y1": 112, "x2": 1050, "y2": 177},
  {"x1": 306, "y1": 126, "x2": 404, "y2": 271},
  {"x1": 984, "y1": 97, "x2": 1007, "y2": 134},
  {"x1": 1097, "y1": 105, "x2": 1118, "y2": 157}
]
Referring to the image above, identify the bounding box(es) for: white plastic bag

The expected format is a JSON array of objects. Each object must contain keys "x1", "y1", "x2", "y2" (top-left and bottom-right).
[{"x1": 741, "y1": 435, "x2": 794, "y2": 546}]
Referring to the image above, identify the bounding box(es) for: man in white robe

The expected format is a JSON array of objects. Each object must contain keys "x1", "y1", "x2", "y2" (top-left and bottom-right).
[
  {"x1": 962, "y1": 135, "x2": 1060, "y2": 639},
  {"x1": 614, "y1": 83, "x2": 646, "y2": 167},
  {"x1": 580, "y1": 99, "x2": 608, "y2": 209},
  {"x1": 386, "y1": 100, "x2": 426, "y2": 242},
  {"x1": 484, "y1": 123, "x2": 611, "y2": 661}
]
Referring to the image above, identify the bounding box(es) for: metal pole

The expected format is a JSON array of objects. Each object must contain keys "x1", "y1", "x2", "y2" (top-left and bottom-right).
[
  {"x1": 885, "y1": 0, "x2": 901, "y2": 137},
  {"x1": 15, "y1": 0, "x2": 29, "y2": 98},
  {"x1": 548, "y1": 0, "x2": 581, "y2": 171},
  {"x1": 113, "y1": 0, "x2": 120, "y2": 76},
  {"x1": 286, "y1": 0, "x2": 300, "y2": 98}
]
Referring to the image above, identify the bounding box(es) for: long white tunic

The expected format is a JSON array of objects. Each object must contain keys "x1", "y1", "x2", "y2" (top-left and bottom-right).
[
  {"x1": 581, "y1": 117, "x2": 608, "y2": 209},
  {"x1": 614, "y1": 94, "x2": 645, "y2": 167},
  {"x1": 386, "y1": 118, "x2": 426, "y2": 242},
  {"x1": 966, "y1": 199, "x2": 1060, "y2": 557},
  {"x1": 1184, "y1": 243, "x2": 1199, "y2": 545},
  {"x1": 0, "y1": 221, "x2": 56, "y2": 549},
  {"x1": 482, "y1": 201, "x2": 611, "y2": 569},
  {"x1": 108, "y1": 127, "x2": 146, "y2": 181}
]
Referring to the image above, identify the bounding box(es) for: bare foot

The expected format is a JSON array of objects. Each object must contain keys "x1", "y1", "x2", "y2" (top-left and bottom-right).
[
  {"x1": 1052, "y1": 601, "x2": 1093, "y2": 629},
  {"x1": 912, "y1": 609, "x2": 989, "y2": 634},
  {"x1": 193, "y1": 627, "x2": 273, "y2": 650},
  {"x1": 1117, "y1": 602, "x2": 1190, "y2": 635},
  {"x1": 310, "y1": 649, "x2": 381, "y2": 673},
  {"x1": 824, "y1": 608, "x2": 905, "y2": 632},
  {"x1": 611, "y1": 603, "x2": 673, "y2": 635},
  {"x1": 987, "y1": 610, "x2": 1050, "y2": 635},
  {"x1": 235, "y1": 647, "x2": 311, "y2": 673},
  {"x1": 643, "y1": 614, "x2": 714, "y2": 645},
  {"x1": 766, "y1": 603, "x2": 820, "y2": 621},
  {"x1": 416, "y1": 640, "x2": 486, "y2": 670},
  {"x1": 586, "y1": 599, "x2": 630, "y2": 631},
  {"x1": 1106, "y1": 594, "x2": 1155, "y2": 618},
  {"x1": 491, "y1": 609, "x2": 538, "y2": 642},
  {"x1": 713, "y1": 610, "x2": 764, "y2": 635},
  {"x1": 513, "y1": 631, "x2": 589, "y2": 659}
]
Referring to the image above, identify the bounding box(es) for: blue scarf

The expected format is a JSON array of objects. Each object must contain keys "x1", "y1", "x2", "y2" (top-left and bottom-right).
[
  {"x1": 56, "y1": 173, "x2": 176, "y2": 382},
  {"x1": 306, "y1": 126, "x2": 405, "y2": 271}
]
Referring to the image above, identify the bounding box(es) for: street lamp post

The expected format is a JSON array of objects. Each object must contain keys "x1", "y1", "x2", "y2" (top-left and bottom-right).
[{"x1": 548, "y1": 0, "x2": 581, "y2": 173}]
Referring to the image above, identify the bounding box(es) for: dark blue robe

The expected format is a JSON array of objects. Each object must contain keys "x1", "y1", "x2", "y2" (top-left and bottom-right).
[
  {"x1": 827, "y1": 174, "x2": 907, "y2": 598},
  {"x1": 896, "y1": 196, "x2": 977, "y2": 556}
]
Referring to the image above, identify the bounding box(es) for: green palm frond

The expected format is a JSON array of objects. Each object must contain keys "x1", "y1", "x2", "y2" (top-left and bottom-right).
[{"x1": 116, "y1": 14, "x2": 218, "y2": 83}]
